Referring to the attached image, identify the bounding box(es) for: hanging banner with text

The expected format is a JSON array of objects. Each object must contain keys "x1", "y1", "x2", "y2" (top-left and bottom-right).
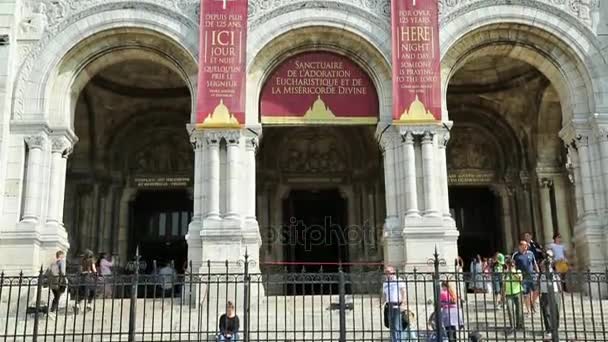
[
  {"x1": 260, "y1": 52, "x2": 379, "y2": 125},
  {"x1": 196, "y1": 0, "x2": 247, "y2": 128},
  {"x1": 391, "y1": 0, "x2": 441, "y2": 123}
]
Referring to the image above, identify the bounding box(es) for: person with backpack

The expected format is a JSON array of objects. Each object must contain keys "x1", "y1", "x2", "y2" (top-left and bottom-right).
[{"x1": 47, "y1": 250, "x2": 67, "y2": 313}]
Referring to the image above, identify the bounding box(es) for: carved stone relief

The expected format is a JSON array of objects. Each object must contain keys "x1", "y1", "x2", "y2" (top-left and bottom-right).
[
  {"x1": 129, "y1": 136, "x2": 193, "y2": 174},
  {"x1": 279, "y1": 133, "x2": 348, "y2": 174},
  {"x1": 447, "y1": 127, "x2": 497, "y2": 171}
]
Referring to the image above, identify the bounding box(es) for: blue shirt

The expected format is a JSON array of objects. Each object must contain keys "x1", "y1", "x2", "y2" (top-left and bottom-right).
[{"x1": 512, "y1": 250, "x2": 536, "y2": 274}]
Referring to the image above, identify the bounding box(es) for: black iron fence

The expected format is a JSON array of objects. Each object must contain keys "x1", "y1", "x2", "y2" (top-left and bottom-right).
[{"x1": 1, "y1": 253, "x2": 607, "y2": 341}]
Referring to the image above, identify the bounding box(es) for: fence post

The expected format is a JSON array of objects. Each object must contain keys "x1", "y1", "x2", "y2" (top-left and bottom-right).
[
  {"x1": 338, "y1": 264, "x2": 346, "y2": 342},
  {"x1": 32, "y1": 266, "x2": 44, "y2": 342},
  {"x1": 544, "y1": 256, "x2": 559, "y2": 342},
  {"x1": 432, "y1": 249, "x2": 442, "y2": 341},
  {"x1": 243, "y1": 253, "x2": 250, "y2": 342},
  {"x1": 128, "y1": 248, "x2": 141, "y2": 342}
]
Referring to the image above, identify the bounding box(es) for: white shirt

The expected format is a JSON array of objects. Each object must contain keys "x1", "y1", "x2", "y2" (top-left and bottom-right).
[
  {"x1": 383, "y1": 277, "x2": 406, "y2": 304},
  {"x1": 539, "y1": 273, "x2": 561, "y2": 294},
  {"x1": 547, "y1": 243, "x2": 566, "y2": 261}
]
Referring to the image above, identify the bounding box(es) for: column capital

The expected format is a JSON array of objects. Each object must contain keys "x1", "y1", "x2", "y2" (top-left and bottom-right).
[
  {"x1": 597, "y1": 126, "x2": 608, "y2": 142},
  {"x1": 245, "y1": 136, "x2": 259, "y2": 151},
  {"x1": 420, "y1": 131, "x2": 434, "y2": 143},
  {"x1": 50, "y1": 136, "x2": 72, "y2": 156},
  {"x1": 24, "y1": 133, "x2": 48, "y2": 150},
  {"x1": 402, "y1": 131, "x2": 415, "y2": 144},
  {"x1": 539, "y1": 178, "x2": 554, "y2": 188},
  {"x1": 575, "y1": 133, "x2": 590, "y2": 148}
]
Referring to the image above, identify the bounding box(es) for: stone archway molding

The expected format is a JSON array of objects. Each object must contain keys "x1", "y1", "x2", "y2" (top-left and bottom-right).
[
  {"x1": 248, "y1": 24, "x2": 392, "y2": 125},
  {"x1": 12, "y1": 6, "x2": 199, "y2": 128},
  {"x1": 440, "y1": 5, "x2": 601, "y2": 123}
]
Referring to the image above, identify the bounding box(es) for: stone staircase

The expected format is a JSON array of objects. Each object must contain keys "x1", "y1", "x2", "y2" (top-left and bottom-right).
[{"x1": 1, "y1": 292, "x2": 607, "y2": 341}]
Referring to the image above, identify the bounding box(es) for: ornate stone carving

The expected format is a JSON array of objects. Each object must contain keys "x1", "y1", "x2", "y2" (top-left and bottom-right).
[
  {"x1": 51, "y1": 136, "x2": 71, "y2": 154},
  {"x1": 130, "y1": 136, "x2": 192, "y2": 174},
  {"x1": 447, "y1": 127, "x2": 496, "y2": 171},
  {"x1": 24, "y1": 134, "x2": 47, "y2": 150},
  {"x1": 439, "y1": 0, "x2": 597, "y2": 28},
  {"x1": 13, "y1": 0, "x2": 199, "y2": 118},
  {"x1": 249, "y1": 0, "x2": 390, "y2": 31},
  {"x1": 18, "y1": 0, "x2": 48, "y2": 38},
  {"x1": 279, "y1": 133, "x2": 347, "y2": 174}
]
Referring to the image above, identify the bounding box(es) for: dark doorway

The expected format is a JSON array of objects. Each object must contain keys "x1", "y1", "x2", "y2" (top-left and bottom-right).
[
  {"x1": 449, "y1": 187, "x2": 501, "y2": 270},
  {"x1": 282, "y1": 189, "x2": 348, "y2": 273},
  {"x1": 129, "y1": 190, "x2": 192, "y2": 274}
]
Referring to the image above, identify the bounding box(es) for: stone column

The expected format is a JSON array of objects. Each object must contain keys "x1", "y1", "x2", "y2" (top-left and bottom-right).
[
  {"x1": 379, "y1": 130, "x2": 403, "y2": 266},
  {"x1": 46, "y1": 137, "x2": 72, "y2": 225},
  {"x1": 553, "y1": 176, "x2": 572, "y2": 250},
  {"x1": 576, "y1": 135, "x2": 596, "y2": 216},
  {"x1": 244, "y1": 136, "x2": 258, "y2": 223},
  {"x1": 403, "y1": 131, "x2": 419, "y2": 217},
  {"x1": 597, "y1": 128, "x2": 608, "y2": 214},
  {"x1": 206, "y1": 133, "x2": 221, "y2": 220},
  {"x1": 225, "y1": 132, "x2": 240, "y2": 220},
  {"x1": 437, "y1": 130, "x2": 451, "y2": 218},
  {"x1": 22, "y1": 134, "x2": 47, "y2": 223},
  {"x1": 190, "y1": 131, "x2": 205, "y2": 223},
  {"x1": 421, "y1": 131, "x2": 439, "y2": 216},
  {"x1": 567, "y1": 144, "x2": 584, "y2": 219},
  {"x1": 538, "y1": 178, "x2": 555, "y2": 245}
]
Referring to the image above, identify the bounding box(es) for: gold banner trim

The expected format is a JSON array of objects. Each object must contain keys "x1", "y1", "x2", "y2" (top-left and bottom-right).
[{"x1": 261, "y1": 116, "x2": 378, "y2": 125}]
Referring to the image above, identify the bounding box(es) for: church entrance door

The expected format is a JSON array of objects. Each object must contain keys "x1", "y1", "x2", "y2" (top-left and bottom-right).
[
  {"x1": 449, "y1": 187, "x2": 502, "y2": 268},
  {"x1": 129, "y1": 190, "x2": 192, "y2": 274},
  {"x1": 282, "y1": 189, "x2": 348, "y2": 274}
]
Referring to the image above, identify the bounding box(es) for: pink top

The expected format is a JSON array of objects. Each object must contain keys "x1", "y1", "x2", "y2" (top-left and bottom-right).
[{"x1": 440, "y1": 289, "x2": 456, "y2": 308}]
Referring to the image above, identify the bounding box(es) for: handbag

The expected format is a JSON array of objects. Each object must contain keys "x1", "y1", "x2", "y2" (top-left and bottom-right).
[
  {"x1": 555, "y1": 260, "x2": 569, "y2": 273},
  {"x1": 383, "y1": 303, "x2": 412, "y2": 329}
]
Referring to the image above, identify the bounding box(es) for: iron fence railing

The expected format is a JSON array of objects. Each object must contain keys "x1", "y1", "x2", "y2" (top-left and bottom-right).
[{"x1": 1, "y1": 252, "x2": 607, "y2": 341}]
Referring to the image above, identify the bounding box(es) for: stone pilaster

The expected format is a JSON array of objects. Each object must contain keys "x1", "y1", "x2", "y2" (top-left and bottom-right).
[
  {"x1": 538, "y1": 178, "x2": 554, "y2": 245},
  {"x1": 421, "y1": 131, "x2": 439, "y2": 217},
  {"x1": 403, "y1": 131, "x2": 419, "y2": 217},
  {"x1": 39, "y1": 135, "x2": 73, "y2": 264},
  {"x1": 188, "y1": 128, "x2": 261, "y2": 273},
  {"x1": 389, "y1": 124, "x2": 458, "y2": 269},
  {"x1": 378, "y1": 127, "x2": 403, "y2": 267},
  {"x1": 21, "y1": 133, "x2": 48, "y2": 223}
]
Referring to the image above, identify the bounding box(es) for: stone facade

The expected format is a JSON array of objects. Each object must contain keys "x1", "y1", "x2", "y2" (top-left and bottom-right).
[{"x1": 0, "y1": 0, "x2": 606, "y2": 275}]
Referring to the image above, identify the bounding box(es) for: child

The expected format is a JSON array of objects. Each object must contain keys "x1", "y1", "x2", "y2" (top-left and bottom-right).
[{"x1": 502, "y1": 258, "x2": 524, "y2": 334}]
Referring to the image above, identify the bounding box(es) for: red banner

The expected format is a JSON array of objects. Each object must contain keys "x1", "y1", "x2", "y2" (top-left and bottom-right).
[
  {"x1": 260, "y1": 52, "x2": 379, "y2": 125},
  {"x1": 391, "y1": 0, "x2": 441, "y2": 123},
  {"x1": 196, "y1": 0, "x2": 247, "y2": 127}
]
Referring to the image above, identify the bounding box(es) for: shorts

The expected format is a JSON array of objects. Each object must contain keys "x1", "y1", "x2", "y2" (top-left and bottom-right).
[{"x1": 522, "y1": 277, "x2": 536, "y2": 294}]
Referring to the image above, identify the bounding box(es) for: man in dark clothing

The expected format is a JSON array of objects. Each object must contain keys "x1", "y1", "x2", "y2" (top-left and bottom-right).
[
  {"x1": 524, "y1": 232, "x2": 544, "y2": 264},
  {"x1": 218, "y1": 301, "x2": 239, "y2": 341}
]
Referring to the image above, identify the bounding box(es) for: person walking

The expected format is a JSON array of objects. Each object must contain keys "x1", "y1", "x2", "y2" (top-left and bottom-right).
[
  {"x1": 74, "y1": 249, "x2": 97, "y2": 314},
  {"x1": 97, "y1": 253, "x2": 113, "y2": 298},
  {"x1": 382, "y1": 266, "x2": 414, "y2": 341},
  {"x1": 502, "y1": 259, "x2": 524, "y2": 334},
  {"x1": 492, "y1": 252, "x2": 505, "y2": 305},
  {"x1": 547, "y1": 233, "x2": 569, "y2": 291},
  {"x1": 439, "y1": 281, "x2": 463, "y2": 342},
  {"x1": 538, "y1": 260, "x2": 561, "y2": 340},
  {"x1": 47, "y1": 250, "x2": 67, "y2": 314},
  {"x1": 512, "y1": 240, "x2": 539, "y2": 314}
]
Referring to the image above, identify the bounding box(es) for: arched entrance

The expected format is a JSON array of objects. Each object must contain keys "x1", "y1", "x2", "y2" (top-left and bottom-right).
[
  {"x1": 257, "y1": 126, "x2": 385, "y2": 274},
  {"x1": 444, "y1": 27, "x2": 578, "y2": 263},
  {"x1": 60, "y1": 30, "x2": 197, "y2": 271},
  {"x1": 255, "y1": 50, "x2": 386, "y2": 277}
]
